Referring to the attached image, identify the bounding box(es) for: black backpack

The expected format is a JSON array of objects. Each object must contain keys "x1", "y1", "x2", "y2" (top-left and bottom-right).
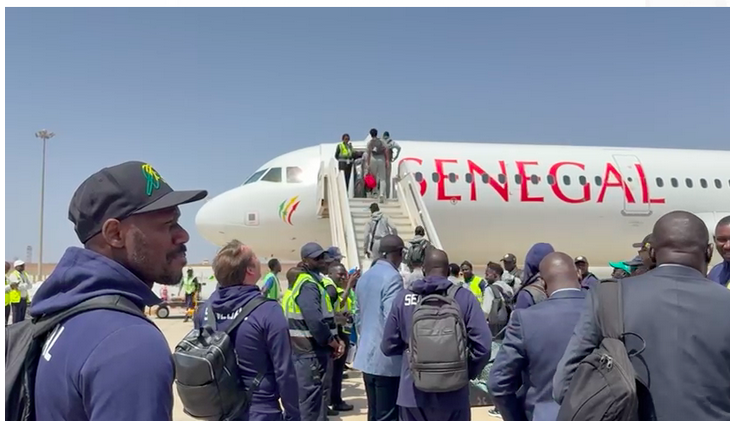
[
  {"x1": 486, "y1": 284, "x2": 511, "y2": 340},
  {"x1": 5, "y1": 295, "x2": 152, "y2": 421},
  {"x1": 405, "y1": 239, "x2": 430, "y2": 267},
  {"x1": 557, "y1": 279, "x2": 643, "y2": 421},
  {"x1": 173, "y1": 296, "x2": 269, "y2": 421}
]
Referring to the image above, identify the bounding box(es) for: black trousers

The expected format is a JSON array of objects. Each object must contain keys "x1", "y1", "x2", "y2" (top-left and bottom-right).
[
  {"x1": 5, "y1": 305, "x2": 10, "y2": 325},
  {"x1": 362, "y1": 373, "x2": 399, "y2": 421},
  {"x1": 11, "y1": 300, "x2": 27, "y2": 324},
  {"x1": 330, "y1": 331, "x2": 351, "y2": 405},
  {"x1": 339, "y1": 163, "x2": 353, "y2": 190}
]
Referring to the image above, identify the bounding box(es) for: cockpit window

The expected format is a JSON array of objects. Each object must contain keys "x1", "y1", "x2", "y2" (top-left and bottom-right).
[
  {"x1": 243, "y1": 168, "x2": 267, "y2": 185},
  {"x1": 287, "y1": 166, "x2": 304, "y2": 183},
  {"x1": 261, "y1": 167, "x2": 282, "y2": 183}
]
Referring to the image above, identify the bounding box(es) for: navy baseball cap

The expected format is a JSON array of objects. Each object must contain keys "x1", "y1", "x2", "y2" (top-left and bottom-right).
[
  {"x1": 327, "y1": 246, "x2": 343, "y2": 259},
  {"x1": 301, "y1": 242, "x2": 327, "y2": 260},
  {"x1": 69, "y1": 161, "x2": 208, "y2": 243}
]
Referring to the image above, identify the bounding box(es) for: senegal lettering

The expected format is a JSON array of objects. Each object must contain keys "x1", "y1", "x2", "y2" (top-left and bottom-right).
[{"x1": 399, "y1": 157, "x2": 666, "y2": 205}]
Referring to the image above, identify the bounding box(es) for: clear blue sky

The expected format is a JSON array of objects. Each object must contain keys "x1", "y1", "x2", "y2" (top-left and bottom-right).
[{"x1": 6, "y1": 8, "x2": 729, "y2": 264}]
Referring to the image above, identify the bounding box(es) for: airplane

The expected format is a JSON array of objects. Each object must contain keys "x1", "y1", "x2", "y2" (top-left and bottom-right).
[{"x1": 194, "y1": 138, "x2": 730, "y2": 277}]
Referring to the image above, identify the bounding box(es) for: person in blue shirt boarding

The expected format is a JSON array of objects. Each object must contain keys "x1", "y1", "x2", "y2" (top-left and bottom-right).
[
  {"x1": 381, "y1": 247, "x2": 492, "y2": 421},
  {"x1": 353, "y1": 235, "x2": 406, "y2": 421},
  {"x1": 29, "y1": 161, "x2": 208, "y2": 421},
  {"x1": 194, "y1": 240, "x2": 300, "y2": 421},
  {"x1": 261, "y1": 258, "x2": 283, "y2": 302},
  {"x1": 709, "y1": 215, "x2": 730, "y2": 287}
]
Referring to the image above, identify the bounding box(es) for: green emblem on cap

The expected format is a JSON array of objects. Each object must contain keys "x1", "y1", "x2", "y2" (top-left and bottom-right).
[{"x1": 141, "y1": 163, "x2": 163, "y2": 196}]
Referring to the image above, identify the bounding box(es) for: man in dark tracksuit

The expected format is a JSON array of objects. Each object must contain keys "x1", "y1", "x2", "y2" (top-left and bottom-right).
[
  {"x1": 381, "y1": 248, "x2": 492, "y2": 421},
  {"x1": 194, "y1": 240, "x2": 300, "y2": 421},
  {"x1": 285, "y1": 243, "x2": 345, "y2": 421}
]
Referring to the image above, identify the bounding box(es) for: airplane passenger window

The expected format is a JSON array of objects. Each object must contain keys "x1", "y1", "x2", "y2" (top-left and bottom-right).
[
  {"x1": 685, "y1": 178, "x2": 693, "y2": 188},
  {"x1": 671, "y1": 178, "x2": 678, "y2": 188},
  {"x1": 514, "y1": 175, "x2": 522, "y2": 184},
  {"x1": 465, "y1": 173, "x2": 473, "y2": 183},
  {"x1": 656, "y1": 177, "x2": 664, "y2": 188},
  {"x1": 432, "y1": 172, "x2": 440, "y2": 183},
  {"x1": 547, "y1": 175, "x2": 555, "y2": 185},
  {"x1": 448, "y1": 173, "x2": 457, "y2": 183},
  {"x1": 415, "y1": 172, "x2": 423, "y2": 182},
  {"x1": 482, "y1": 174, "x2": 490, "y2": 184},
  {"x1": 579, "y1": 176, "x2": 587, "y2": 186},
  {"x1": 715, "y1": 179, "x2": 722, "y2": 189},
  {"x1": 563, "y1": 176, "x2": 571, "y2": 186},
  {"x1": 261, "y1": 167, "x2": 282, "y2": 183},
  {"x1": 700, "y1": 179, "x2": 708, "y2": 188},
  {"x1": 594, "y1": 176, "x2": 602, "y2": 186},
  {"x1": 530, "y1": 175, "x2": 539, "y2": 185},
  {"x1": 286, "y1": 167, "x2": 303, "y2": 183},
  {"x1": 498, "y1": 174, "x2": 506, "y2": 184},
  {"x1": 243, "y1": 168, "x2": 267, "y2": 185}
]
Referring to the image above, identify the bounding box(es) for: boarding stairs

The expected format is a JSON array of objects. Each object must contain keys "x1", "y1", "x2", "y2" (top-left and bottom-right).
[{"x1": 317, "y1": 155, "x2": 442, "y2": 271}]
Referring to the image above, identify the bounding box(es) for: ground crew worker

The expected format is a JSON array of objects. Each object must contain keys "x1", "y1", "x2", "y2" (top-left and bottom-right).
[
  {"x1": 460, "y1": 260, "x2": 487, "y2": 304},
  {"x1": 328, "y1": 263, "x2": 355, "y2": 413},
  {"x1": 179, "y1": 268, "x2": 198, "y2": 322},
  {"x1": 334, "y1": 133, "x2": 355, "y2": 190},
  {"x1": 574, "y1": 256, "x2": 600, "y2": 289},
  {"x1": 284, "y1": 242, "x2": 345, "y2": 421},
  {"x1": 261, "y1": 258, "x2": 282, "y2": 301},
  {"x1": 5, "y1": 261, "x2": 11, "y2": 325},
  {"x1": 366, "y1": 128, "x2": 389, "y2": 202},
  {"x1": 8, "y1": 260, "x2": 32, "y2": 323}
]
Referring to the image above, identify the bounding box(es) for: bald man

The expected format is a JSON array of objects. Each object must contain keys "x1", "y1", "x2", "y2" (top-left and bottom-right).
[
  {"x1": 554, "y1": 211, "x2": 730, "y2": 421},
  {"x1": 709, "y1": 215, "x2": 730, "y2": 287},
  {"x1": 381, "y1": 248, "x2": 492, "y2": 421},
  {"x1": 488, "y1": 252, "x2": 585, "y2": 421}
]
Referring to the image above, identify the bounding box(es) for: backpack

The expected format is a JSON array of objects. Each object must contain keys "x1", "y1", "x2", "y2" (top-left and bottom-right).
[
  {"x1": 5, "y1": 295, "x2": 151, "y2": 421},
  {"x1": 556, "y1": 279, "x2": 641, "y2": 421},
  {"x1": 369, "y1": 137, "x2": 386, "y2": 156},
  {"x1": 405, "y1": 239, "x2": 430, "y2": 267},
  {"x1": 486, "y1": 284, "x2": 511, "y2": 340},
  {"x1": 173, "y1": 296, "x2": 269, "y2": 421},
  {"x1": 408, "y1": 284, "x2": 469, "y2": 393},
  {"x1": 515, "y1": 275, "x2": 548, "y2": 306}
]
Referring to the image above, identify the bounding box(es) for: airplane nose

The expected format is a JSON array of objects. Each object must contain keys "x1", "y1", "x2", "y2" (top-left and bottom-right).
[{"x1": 195, "y1": 196, "x2": 230, "y2": 246}]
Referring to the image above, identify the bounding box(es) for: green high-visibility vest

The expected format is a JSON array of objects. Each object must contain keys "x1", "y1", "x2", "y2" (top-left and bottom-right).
[
  {"x1": 284, "y1": 272, "x2": 337, "y2": 352},
  {"x1": 263, "y1": 272, "x2": 279, "y2": 301}
]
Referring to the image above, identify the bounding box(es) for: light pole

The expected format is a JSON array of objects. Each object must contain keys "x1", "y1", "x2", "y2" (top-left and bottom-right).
[{"x1": 35, "y1": 130, "x2": 55, "y2": 282}]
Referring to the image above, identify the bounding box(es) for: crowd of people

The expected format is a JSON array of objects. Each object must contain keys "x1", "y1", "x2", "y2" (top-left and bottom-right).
[
  {"x1": 335, "y1": 128, "x2": 401, "y2": 201},
  {"x1": 5, "y1": 159, "x2": 730, "y2": 421}
]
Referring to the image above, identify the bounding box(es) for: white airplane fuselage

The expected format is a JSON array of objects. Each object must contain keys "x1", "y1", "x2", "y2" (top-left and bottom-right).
[{"x1": 195, "y1": 140, "x2": 730, "y2": 269}]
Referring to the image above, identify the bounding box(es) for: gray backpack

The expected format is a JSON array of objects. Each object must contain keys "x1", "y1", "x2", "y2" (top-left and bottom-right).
[
  {"x1": 173, "y1": 296, "x2": 269, "y2": 421},
  {"x1": 408, "y1": 284, "x2": 469, "y2": 393},
  {"x1": 557, "y1": 279, "x2": 641, "y2": 421}
]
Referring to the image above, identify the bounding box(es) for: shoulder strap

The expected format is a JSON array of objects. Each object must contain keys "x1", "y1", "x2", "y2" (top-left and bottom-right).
[
  {"x1": 597, "y1": 279, "x2": 623, "y2": 340},
  {"x1": 445, "y1": 283, "x2": 460, "y2": 300},
  {"x1": 224, "y1": 296, "x2": 271, "y2": 335},
  {"x1": 32, "y1": 294, "x2": 152, "y2": 338}
]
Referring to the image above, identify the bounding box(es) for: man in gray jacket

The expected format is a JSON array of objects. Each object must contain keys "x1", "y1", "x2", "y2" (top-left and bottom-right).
[
  {"x1": 553, "y1": 211, "x2": 730, "y2": 421},
  {"x1": 364, "y1": 203, "x2": 397, "y2": 259}
]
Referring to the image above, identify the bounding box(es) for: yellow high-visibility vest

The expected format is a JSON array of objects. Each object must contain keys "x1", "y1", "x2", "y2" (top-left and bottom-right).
[
  {"x1": 338, "y1": 142, "x2": 353, "y2": 159},
  {"x1": 284, "y1": 273, "x2": 337, "y2": 351},
  {"x1": 464, "y1": 275, "x2": 484, "y2": 304}
]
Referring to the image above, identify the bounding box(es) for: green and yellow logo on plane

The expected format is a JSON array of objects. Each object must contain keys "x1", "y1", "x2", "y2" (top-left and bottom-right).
[{"x1": 279, "y1": 196, "x2": 300, "y2": 225}]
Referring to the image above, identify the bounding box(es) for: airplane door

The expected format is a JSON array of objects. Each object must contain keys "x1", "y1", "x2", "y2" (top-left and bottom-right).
[{"x1": 612, "y1": 154, "x2": 651, "y2": 216}]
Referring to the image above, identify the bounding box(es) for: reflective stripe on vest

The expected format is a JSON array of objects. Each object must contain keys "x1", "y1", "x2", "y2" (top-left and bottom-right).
[
  {"x1": 264, "y1": 272, "x2": 279, "y2": 301},
  {"x1": 284, "y1": 273, "x2": 337, "y2": 347},
  {"x1": 466, "y1": 276, "x2": 484, "y2": 304},
  {"x1": 338, "y1": 142, "x2": 353, "y2": 159}
]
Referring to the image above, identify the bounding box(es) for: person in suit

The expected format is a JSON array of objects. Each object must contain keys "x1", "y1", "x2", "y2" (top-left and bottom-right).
[
  {"x1": 488, "y1": 252, "x2": 585, "y2": 421},
  {"x1": 553, "y1": 210, "x2": 730, "y2": 421}
]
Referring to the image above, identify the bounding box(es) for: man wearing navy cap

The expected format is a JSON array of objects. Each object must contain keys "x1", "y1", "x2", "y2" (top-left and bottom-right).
[
  {"x1": 28, "y1": 161, "x2": 207, "y2": 421},
  {"x1": 284, "y1": 242, "x2": 345, "y2": 421}
]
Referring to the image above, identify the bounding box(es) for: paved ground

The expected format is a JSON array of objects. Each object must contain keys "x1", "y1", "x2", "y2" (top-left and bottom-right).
[{"x1": 157, "y1": 317, "x2": 498, "y2": 420}]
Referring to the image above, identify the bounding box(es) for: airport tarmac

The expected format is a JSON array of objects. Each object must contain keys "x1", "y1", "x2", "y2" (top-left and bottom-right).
[{"x1": 156, "y1": 317, "x2": 498, "y2": 420}]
